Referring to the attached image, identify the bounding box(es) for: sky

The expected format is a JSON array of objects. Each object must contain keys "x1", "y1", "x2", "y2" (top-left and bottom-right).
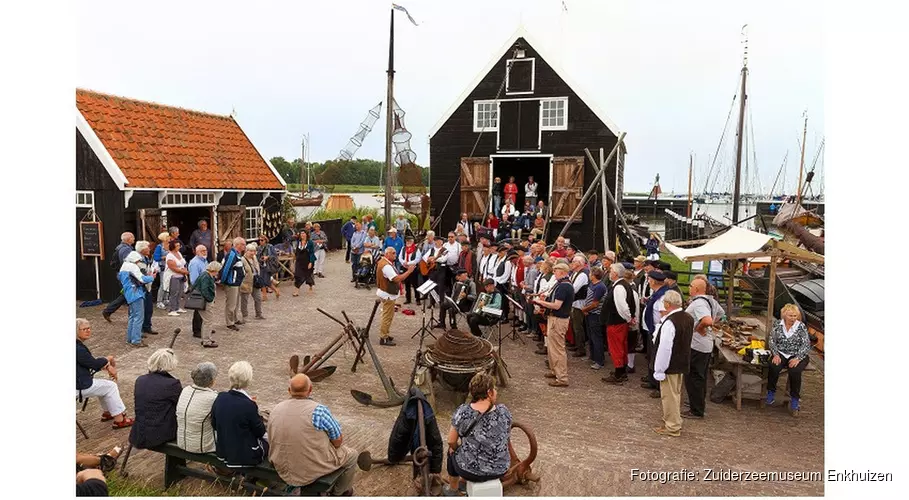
[{"x1": 77, "y1": 0, "x2": 824, "y2": 193}]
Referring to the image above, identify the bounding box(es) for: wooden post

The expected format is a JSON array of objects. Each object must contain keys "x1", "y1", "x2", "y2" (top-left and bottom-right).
[
  {"x1": 384, "y1": 8, "x2": 395, "y2": 228},
  {"x1": 765, "y1": 249, "x2": 778, "y2": 337},
  {"x1": 599, "y1": 147, "x2": 610, "y2": 252},
  {"x1": 732, "y1": 63, "x2": 748, "y2": 225},
  {"x1": 726, "y1": 260, "x2": 735, "y2": 317},
  {"x1": 581, "y1": 146, "x2": 641, "y2": 256}
]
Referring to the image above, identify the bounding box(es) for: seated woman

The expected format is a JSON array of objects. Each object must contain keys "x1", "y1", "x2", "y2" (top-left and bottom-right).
[
  {"x1": 212, "y1": 361, "x2": 268, "y2": 468},
  {"x1": 766, "y1": 303, "x2": 812, "y2": 416},
  {"x1": 176, "y1": 362, "x2": 219, "y2": 454},
  {"x1": 130, "y1": 348, "x2": 182, "y2": 449},
  {"x1": 444, "y1": 373, "x2": 512, "y2": 496},
  {"x1": 76, "y1": 318, "x2": 133, "y2": 429}
]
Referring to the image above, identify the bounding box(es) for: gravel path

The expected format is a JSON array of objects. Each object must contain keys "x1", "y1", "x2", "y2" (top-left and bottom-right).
[{"x1": 76, "y1": 250, "x2": 824, "y2": 496}]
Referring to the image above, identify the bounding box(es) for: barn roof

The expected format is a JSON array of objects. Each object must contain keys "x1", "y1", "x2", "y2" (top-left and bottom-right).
[
  {"x1": 76, "y1": 89, "x2": 286, "y2": 191},
  {"x1": 429, "y1": 26, "x2": 621, "y2": 140}
]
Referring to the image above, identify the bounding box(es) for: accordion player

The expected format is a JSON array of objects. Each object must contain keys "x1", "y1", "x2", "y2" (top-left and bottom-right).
[
  {"x1": 438, "y1": 268, "x2": 477, "y2": 330},
  {"x1": 466, "y1": 279, "x2": 503, "y2": 337}
]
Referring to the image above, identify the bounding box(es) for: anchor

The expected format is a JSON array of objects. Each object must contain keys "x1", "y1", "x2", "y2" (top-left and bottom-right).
[{"x1": 346, "y1": 300, "x2": 407, "y2": 408}]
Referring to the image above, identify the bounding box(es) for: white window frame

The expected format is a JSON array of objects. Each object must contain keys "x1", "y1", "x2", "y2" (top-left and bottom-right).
[
  {"x1": 505, "y1": 58, "x2": 535, "y2": 95},
  {"x1": 161, "y1": 192, "x2": 216, "y2": 208},
  {"x1": 245, "y1": 206, "x2": 263, "y2": 241},
  {"x1": 473, "y1": 100, "x2": 499, "y2": 132},
  {"x1": 540, "y1": 97, "x2": 569, "y2": 131},
  {"x1": 76, "y1": 191, "x2": 94, "y2": 208}
]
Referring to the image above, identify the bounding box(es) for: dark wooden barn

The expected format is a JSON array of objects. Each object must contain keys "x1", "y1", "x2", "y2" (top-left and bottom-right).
[
  {"x1": 76, "y1": 89, "x2": 287, "y2": 301},
  {"x1": 429, "y1": 28, "x2": 627, "y2": 251}
]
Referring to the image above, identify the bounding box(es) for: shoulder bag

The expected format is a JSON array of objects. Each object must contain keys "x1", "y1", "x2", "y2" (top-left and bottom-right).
[{"x1": 184, "y1": 276, "x2": 206, "y2": 310}]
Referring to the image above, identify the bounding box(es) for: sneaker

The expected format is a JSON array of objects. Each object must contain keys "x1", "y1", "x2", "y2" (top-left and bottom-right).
[
  {"x1": 590, "y1": 363, "x2": 603, "y2": 370},
  {"x1": 765, "y1": 390, "x2": 776, "y2": 406},
  {"x1": 168, "y1": 311, "x2": 180, "y2": 317},
  {"x1": 626, "y1": 366, "x2": 636, "y2": 374},
  {"x1": 380, "y1": 337, "x2": 397, "y2": 346},
  {"x1": 543, "y1": 372, "x2": 556, "y2": 379},
  {"x1": 653, "y1": 426, "x2": 680, "y2": 437},
  {"x1": 602, "y1": 374, "x2": 628, "y2": 385},
  {"x1": 789, "y1": 397, "x2": 800, "y2": 417},
  {"x1": 144, "y1": 330, "x2": 160, "y2": 335},
  {"x1": 156, "y1": 302, "x2": 166, "y2": 309},
  {"x1": 176, "y1": 309, "x2": 188, "y2": 313}
]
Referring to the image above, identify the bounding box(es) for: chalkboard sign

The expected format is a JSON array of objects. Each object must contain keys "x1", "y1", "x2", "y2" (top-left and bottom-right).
[{"x1": 80, "y1": 221, "x2": 104, "y2": 259}]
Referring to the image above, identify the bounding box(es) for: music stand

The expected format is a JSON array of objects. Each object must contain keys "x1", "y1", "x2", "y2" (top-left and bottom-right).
[
  {"x1": 503, "y1": 294, "x2": 527, "y2": 344},
  {"x1": 444, "y1": 295, "x2": 470, "y2": 330},
  {"x1": 411, "y1": 280, "x2": 438, "y2": 340}
]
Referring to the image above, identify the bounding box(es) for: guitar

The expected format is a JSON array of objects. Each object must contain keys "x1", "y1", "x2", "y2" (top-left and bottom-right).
[{"x1": 419, "y1": 246, "x2": 448, "y2": 276}]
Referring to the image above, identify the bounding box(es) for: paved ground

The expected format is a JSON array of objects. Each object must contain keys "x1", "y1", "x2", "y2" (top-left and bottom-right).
[{"x1": 76, "y1": 251, "x2": 825, "y2": 496}]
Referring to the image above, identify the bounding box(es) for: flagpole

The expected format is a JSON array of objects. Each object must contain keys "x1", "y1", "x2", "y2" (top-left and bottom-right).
[{"x1": 384, "y1": 7, "x2": 395, "y2": 228}]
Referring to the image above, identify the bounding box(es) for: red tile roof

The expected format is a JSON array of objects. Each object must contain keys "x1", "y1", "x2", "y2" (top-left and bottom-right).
[{"x1": 76, "y1": 89, "x2": 285, "y2": 190}]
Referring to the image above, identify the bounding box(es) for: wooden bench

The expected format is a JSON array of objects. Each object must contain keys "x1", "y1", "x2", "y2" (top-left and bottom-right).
[
  {"x1": 148, "y1": 442, "x2": 345, "y2": 496},
  {"x1": 713, "y1": 342, "x2": 816, "y2": 410}
]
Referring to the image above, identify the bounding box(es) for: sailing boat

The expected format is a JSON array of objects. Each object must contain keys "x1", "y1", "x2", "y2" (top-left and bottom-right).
[{"x1": 288, "y1": 135, "x2": 325, "y2": 207}]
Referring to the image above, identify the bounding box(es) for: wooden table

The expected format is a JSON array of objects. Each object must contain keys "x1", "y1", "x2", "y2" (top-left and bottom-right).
[{"x1": 714, "y1": 338, "x2": 815, "y2": 410}]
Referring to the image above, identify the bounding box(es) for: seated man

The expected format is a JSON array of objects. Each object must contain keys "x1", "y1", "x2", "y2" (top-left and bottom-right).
[
  {"x1": 466, "y1": 279, "x2": 503, "y2": 337},
  {"x1": 268, "y1": 374, "x2": 357, "y2": 496},
  {"x1": 176, "y1": 362, "x2": 219, "y2": 453},
  {"x1": 213, "y1": 361, "x2": 268, "y2": 468},
  {"x1": 440, "y1": 268, "x2": 477, "y2": 330}
]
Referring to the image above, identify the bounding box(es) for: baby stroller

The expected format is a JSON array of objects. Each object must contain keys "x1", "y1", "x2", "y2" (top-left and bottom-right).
[{"x1": 354, "y1": 248, "x2": 381, "y2": 289}]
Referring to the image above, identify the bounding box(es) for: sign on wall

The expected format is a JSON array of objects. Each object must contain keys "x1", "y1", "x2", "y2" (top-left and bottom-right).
[{"x1": 80, "y1": 221, "x2": 104, "y2": 259}]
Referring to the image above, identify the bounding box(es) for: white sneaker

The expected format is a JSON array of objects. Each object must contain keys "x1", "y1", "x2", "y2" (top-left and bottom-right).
[
  {"x1": 590, "y1": 363, "x2": 603, "y2": 370},
  {"x1": 156, "y1": 302, "x2": 166, "y2": 309},
  {"x1": 176, "y1": 309, "x2": 188, "y2": 313},
  {"x1": 168, "y1": 311, "x2": 180, "y2": 316}
]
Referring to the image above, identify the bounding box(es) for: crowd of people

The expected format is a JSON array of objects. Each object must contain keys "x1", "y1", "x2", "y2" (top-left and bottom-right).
[{"x1": 82, "y1": 209, "x2": 814, "y2": 495}]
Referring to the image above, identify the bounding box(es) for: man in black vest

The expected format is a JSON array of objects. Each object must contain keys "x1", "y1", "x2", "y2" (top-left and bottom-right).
[
  {"x1": 651, "y1": 290, "x2": 694, "y2": 437},
  {"x1": 491, "y1": 247, "x2": 514, "y2": 323},
  {"x1": 664, "y1": 270, "x2": 682, "y2": 295},
  {"x1": 567, "y1": 256, "x2": 590, "y2": 356},
  {"x1": 601, "y1": 263, "x2": 637, "y2": 384},
  {"x1": 533, "y1": 262, "x2": 575, "y2": 388},
  {"x1": 440, "y1": 269, "x2": 477, "y2": 330}
]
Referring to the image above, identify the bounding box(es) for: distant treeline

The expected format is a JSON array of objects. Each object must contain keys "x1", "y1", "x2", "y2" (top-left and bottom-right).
[{"x1": 269, "y1": 157, "x2": 429, "y2": 187}]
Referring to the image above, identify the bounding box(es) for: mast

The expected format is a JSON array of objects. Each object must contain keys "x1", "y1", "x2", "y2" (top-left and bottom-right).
[
  {"x1": 796, "y1": 110, "x2": 808, "y2": 206},
  {"x1": 732, "y1": 25, "x2": 748, "y2": 225},
  {"x1": 384, "y1": 8, "x2": 395, "y2": 226},
  {"x1": 687, "y1": 153, "x2": 693, "y2": 218},
  {"x1": 300, "y1": 135, "x2": 309, "y2": 195}
]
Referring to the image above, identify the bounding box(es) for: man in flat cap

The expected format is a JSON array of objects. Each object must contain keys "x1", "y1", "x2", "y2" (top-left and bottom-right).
[
  {"x1": 467, "y1": 279, "x2": 502, "y2": 337},
  {"x1": 641, "y1": 270, "x2": 670, "y2": 395},
  {"x1": 664, "y1": 270, "x2": 682, "y2": 295},
  {"x1": 533, "y1": 262, "x2": 575, "y2": 387}
]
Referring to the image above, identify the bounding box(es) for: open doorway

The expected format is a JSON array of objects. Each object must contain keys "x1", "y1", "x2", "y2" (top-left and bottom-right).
[
  {"x1": 165, "y1": 206, "x2": 213, "y2": 258},
  {"x1": 490, "y1": 155, "x2": 551, "y2": 212}
]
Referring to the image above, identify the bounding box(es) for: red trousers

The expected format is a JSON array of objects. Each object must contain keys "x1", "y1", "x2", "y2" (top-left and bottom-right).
[{"x1": 606, "y1": 323, "x2": 629, "y2": 370}]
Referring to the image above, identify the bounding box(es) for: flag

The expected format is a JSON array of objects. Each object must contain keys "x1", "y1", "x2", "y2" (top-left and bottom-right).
[{"x1": 392, "y1": 3, "x2": 419, "y2": 26}]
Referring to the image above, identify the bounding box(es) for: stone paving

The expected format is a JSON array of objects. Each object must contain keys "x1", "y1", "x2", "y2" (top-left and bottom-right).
[{"x1": 76, "y1": 251, "x2": 824, "y2": 496}]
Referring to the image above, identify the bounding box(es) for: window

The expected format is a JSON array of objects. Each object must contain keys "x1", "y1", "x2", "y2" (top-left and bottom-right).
[
  {"x1": 162, "y1": 192, "x2": 215, "y2": 207},
  {"x1": 76, "y1": 191, "x2": 94, "y2": 208},
  {"x1": 540, "y1": 98, "x2": 568, "y2": 131},
  {"x1": 473, "y1": 100, "x2": 498, "y2": 132},
  {"x1": 245, "y1": 206, "x2": 262, "y2": 240}
]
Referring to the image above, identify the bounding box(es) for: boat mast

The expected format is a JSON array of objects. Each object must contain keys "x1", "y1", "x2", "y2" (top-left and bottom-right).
[
  {"x1": 796, "y1": 110, "x2": 808, "y2": 206},
  {"x1": 300, "y1": 136, "x2": 306, "y2": 195},
  {"x1": 687, "y1": 153, "x2": 693, "y2": 218},
  {"x1": 384, "y1": 7, "x2": 395, "y2": 226},
  {"x1": 732, "y1": 25, "x2": 748, "y2": 225}
]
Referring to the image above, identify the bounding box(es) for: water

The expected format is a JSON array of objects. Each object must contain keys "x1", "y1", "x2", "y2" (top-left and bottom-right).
[
  {"x1": 293, "y1": 192, "x2": 397, "y2": 220},
  {"x1": 637, "y1": 203, "x2": 758, "y2": 237}
]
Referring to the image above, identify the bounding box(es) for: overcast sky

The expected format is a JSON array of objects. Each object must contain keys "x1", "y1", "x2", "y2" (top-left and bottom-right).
[{"x1": 77, "y1": 0, "x2": 823, "y2": 193}]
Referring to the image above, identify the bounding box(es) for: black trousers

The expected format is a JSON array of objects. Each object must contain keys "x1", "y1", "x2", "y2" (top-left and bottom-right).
[
  {"x1": 495, "y1": 284, "x2": 510, "y2": 320},
  {"x1": 441, "y1": 300, "x2": 471, "y2": 328},
  {"x1": 467, "y1": 313, "x2": 495, "y2": 337},
  {"x1": 192, "y1": 309, "x2": 203, "y2": 336},
  {"x1": 685, "y1": 350, "x2": 712, "y2": 416},
  {"x1": 404, "y1": 271, "x2": 421, "y2": 303},
  {"x1": 102, "y1": 293, "x2": 126, "y2": 316},
  {"x1": 344, "y1": 239, "x2": 351, "y2": 262},
  {"x1": 767, "y1": 355, "x2": 810, "y2": 400},
  {"x1": 429, "y1": 268, "x2": 448, "y2": 311},
  {"x1": 642, "y1": 328, "x2": 658, "y2": 388},
  {"x1": 447, "y1": 451, "x2": 502, "y2": 483}
]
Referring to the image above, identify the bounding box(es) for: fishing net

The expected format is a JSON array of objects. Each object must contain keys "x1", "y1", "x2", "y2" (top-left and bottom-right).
[
  {"x1": 391, "y1": 99, "x2": 429, "y2": 227},
  {"x1": 337, "y1": 102, "x2": 382, "y2": 161}
]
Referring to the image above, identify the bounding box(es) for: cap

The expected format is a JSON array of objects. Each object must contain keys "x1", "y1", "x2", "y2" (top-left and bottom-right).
[
  {"x1": 534, "y1": 256, "x2": 545, "y2": 263},
  {"x1": 622, "y1": 262, "x2": 634, "y2": 270},
  {"x1": 482, "y1": 278, "x2": 496, "y2": 287},
  {"x1": 664, "y1": 270, "x2": 678, "y2": 280},
  {"x1": 507, "y1": 250, "x2": 520, "y2": 260},
  {"x1": 554, "y1": 262, "x2": 571, "y2": 272},
  {"x1": 657, "y1": 261, "x2": 672, "y2": 271},
  {"x1": 634, "y1": 255, "x2": 647, "y2": 263},
  {"x1": 405, "y1": 235, "x2": 415, "y2": 241},
  {"x1": 388, "y1": 227, "x2": 397, "y2": 233},
  {"x1": 455, "y1": 268, "x2": 468, "y2": 275},
  {"x1": 496, "y1": 244, "x2": 509, "y2": 251},
  {"x1": 648, "y1": 270, "x2": 666, "y2": 281}
]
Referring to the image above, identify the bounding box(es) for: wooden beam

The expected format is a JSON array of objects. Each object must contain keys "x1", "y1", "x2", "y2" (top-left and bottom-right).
[{"x1": 765, "y1": 250, "x2": 778, "y2": 340}]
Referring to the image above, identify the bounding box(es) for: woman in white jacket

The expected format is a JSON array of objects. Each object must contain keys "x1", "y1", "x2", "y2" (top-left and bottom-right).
[{"x1": 176, "y1": 362, "x2": 219, "y2": 453}]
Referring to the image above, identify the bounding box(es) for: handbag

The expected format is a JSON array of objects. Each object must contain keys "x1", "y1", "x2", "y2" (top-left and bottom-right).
[{"x1": 184, "y1": 277, "x2": 206, "y2": 310}]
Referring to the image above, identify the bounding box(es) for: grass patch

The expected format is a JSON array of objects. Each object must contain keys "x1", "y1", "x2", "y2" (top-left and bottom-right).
[
  {"x1": 106, "y1": 471, "x2": 229, "y2": 497},
  {"x1": 286, "y1": 184, "x2": 385, "y2": 194}
]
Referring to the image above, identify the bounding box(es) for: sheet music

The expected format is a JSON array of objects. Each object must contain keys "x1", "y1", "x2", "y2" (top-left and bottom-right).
[{"x1": 417, "y1": 279, "x2": 437, "y2": 295}]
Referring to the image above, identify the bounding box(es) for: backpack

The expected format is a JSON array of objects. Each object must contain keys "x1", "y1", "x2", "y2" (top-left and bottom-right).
[{"x1": 109, "y1": 243, "x2": 127, "y2": 270}]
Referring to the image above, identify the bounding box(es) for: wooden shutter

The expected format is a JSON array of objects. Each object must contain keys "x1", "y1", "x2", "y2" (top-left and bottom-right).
[
  {"x1": 550, "y1": 156, "x2": 585, "y2": 222},
  {"x1": 460, "y1": 157, "x2": 491, "y2": 218},
  {"x1": 217, "y1": 205, "x2": 246, "y2": 246},
  {"x1": 137, "y1": 208, "x2": 163, "y2": 254}
]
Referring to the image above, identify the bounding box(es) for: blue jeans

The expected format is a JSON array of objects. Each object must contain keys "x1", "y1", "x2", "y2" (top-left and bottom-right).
[
  {"x1": 493, "y1": 196, "x2": 502, "y2": 217},
  {"x1": 127, "y1": 299, "x2": 144, "y2": 344},
  {"x1": 351, "y1": 253, "x2": 361, "y2": 279},
  {"x1": 587, "y1": 315, "x2": 605, "y2": 367},
  {"x1": 142, "y1": 292, "x2": 154, "y2": 332}
]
